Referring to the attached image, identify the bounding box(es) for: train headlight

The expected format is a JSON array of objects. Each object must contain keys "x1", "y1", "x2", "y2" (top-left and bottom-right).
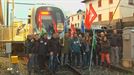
[{"x1": 41, "y1": 11, "x2": 50, "y2": 15}]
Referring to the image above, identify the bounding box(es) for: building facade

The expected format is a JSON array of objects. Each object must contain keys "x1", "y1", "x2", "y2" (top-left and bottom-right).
[
  {"x1": 69, "y1": 11, "x2": 85, "y2": 29},
  {"x1": 82, "y1": 0, "x2": 134, "y2": 28}
]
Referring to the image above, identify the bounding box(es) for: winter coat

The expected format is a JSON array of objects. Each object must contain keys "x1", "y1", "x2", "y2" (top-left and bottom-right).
[
  {"x1": 25, "y1": 39, "x2": 34, "y2": 54},
  {"x1": 62, "y1": 37, "x2": 70, "y2": 54},
  {"x1": 48, "y1": 37, "x2": 61, "y2": 56},
  {"x1": 110, "y1": 34, "x2": 120, "y2": 47},
  {"x1": 100, "y1": 40, "x2": 110, "y2": 52},
  {"x1": 32, "y1": 40, "x2": 40, "y2": 54},
  {"x1": 70, "y1": 37, "x2": 81, "y2": 53},
  {"x1": 38, "y1": 38, "x2": 48, "y2": 55}
]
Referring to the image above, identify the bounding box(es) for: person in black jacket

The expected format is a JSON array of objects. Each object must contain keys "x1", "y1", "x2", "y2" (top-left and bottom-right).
[
  {"x1": 110, "y1": 29, "x2": 121, "y2": 65},
  {"x1": 31, "y1": 34, "x2": 40, "y2": 73},
  {"x1": 25, "y1": 34, "x2": 34, "y2": 75},
  {"x1": 38, "y1": 33, "x2": 49, "y2": 72},
  {"x1": 25, "y1": 34, "x2": 34, "y2": 55},
  {"x1": 48, "y1": 33, "x2": 61, "y2": 74}
]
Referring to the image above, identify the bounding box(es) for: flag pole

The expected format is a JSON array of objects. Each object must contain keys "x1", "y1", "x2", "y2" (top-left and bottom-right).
[
  {"x1": 62, "y1": 18, "x2": 66, "y2": 46},
  {"x1": 89, "y1": 28, "x2": 94, "y2": 71}
]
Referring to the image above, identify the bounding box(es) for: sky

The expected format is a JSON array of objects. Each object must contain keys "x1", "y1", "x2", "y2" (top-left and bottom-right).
[{"x1": 2, "y1": 0, "x2": 85, "y2": 21}]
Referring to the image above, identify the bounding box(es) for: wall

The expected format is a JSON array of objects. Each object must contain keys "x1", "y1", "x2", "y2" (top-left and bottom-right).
[
  {"x1": 69, "y1": 12, "x2": 85, "y2": 29},
  {"x1": 84, "y1": 0, "x2": 134, "y2": 23}
]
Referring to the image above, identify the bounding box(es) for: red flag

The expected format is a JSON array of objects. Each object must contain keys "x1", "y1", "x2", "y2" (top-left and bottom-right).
[
  {"x1": 89, "y1": 3, "x2": 97, "y2": 25},
  {"x1": 85, "y1": 3, "x2": 97, "y2": 30},
  {"x1": 52, "y1": 18, "x2": 58, "y2": 33},
  {"x1": 38, "y1": 14, "x2": 42, "y2": 31},
  {"x1": 70, "y1": 24, "x2": 76, "y2": 37},
  {"x1": 85, "y1": 8, "x2": 90, "y2": 29}
]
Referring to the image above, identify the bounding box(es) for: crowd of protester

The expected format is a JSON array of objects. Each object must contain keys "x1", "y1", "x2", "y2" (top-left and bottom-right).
[{"x1": 25, "y1": 29, "x2": 122, "y2": 75}]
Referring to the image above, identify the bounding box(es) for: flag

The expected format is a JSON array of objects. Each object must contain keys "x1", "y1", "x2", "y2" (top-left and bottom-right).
[
  {"x1": 47, "y1": 25, "x2": 53, "y2": 37},
  {"x1": 38, "y1": 14, "x2": 42, "y2": 31},
  {"x1": 85, "y1": 3, "x2": 97, "y2": 30},
  {"x1": 89, "y1": 29, "x2": 97, "y2": 71},
  {"x1": 70, "y1": 24, "x2": 76, "y2": 37},
  {"x1": 64, "y1": 18, "x2": 68, "y2": 32},
  {"x1": 59, "y1": 19, "x2": 69, "y2": 39},
  {"x1": 81, "y1": 16, "x2": 85, "y2": 33},
  {"x1": 92, "y1": 30, "x2": 97, "y2": 49},
  {"x1": 89, "y1": 3, "x2": 97, "y2": 25},
  {"x1": 40, "y1": 27, "x2": 46, "y2": 36},
  {"x1": 85, "y1": 8, "x2": 90, "y2": 29},
  {"x1": 52, "y1": 17, "x2": 58, "y2": 33}
]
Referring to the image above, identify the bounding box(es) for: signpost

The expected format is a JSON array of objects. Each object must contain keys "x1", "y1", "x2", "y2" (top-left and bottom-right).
[
  {"x1": 6, "y1": 43, "x2": 12, "y2": 54},
  {"x1": 6, "y1": 43, "x2": 12, "y2": 71}
]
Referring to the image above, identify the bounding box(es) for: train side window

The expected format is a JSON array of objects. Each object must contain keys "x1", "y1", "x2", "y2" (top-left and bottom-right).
[
  {"x1": 28, "y1": 19, "x2": 31, "y2": 24},
  {"x1": 28, "y1": 15, "x2": 31, "y2": 17}
]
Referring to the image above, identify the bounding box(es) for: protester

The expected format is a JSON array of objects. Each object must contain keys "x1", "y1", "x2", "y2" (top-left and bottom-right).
[
  {"x1": 110, "y1": 29, "x2": 120, "y2": 65},
  {"x1": 61, "y1": 32, "x2": 70, "y2": 65},
  {"x1": 70, "y1": 33, "x2": 81, "y2": 67},
  {"x1": 25, "y1": 34, "x2": 34, "y2": 75},
  {"x1": 38, "y1": 33, "x2": 49, "y2": 72},
  {"x1": 83, "y1": 33, "x2": 92, "y2": 67},
  {"x1": 48, "y1": 33, "x2": 61, "y2": 74},
  {"x1": 100, "y1": 36, "x2": 111, "y2": 67}
]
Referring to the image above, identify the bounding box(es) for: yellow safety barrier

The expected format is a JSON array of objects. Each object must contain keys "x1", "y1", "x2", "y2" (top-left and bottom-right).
[
  {"x1": 11, "y1": 56, "x2": 19, "y2": 64},
  {"x1": 122, "y1": 59, "x2": 133, "y2": 68}
]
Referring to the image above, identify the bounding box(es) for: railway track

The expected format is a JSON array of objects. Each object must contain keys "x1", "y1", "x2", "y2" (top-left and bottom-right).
[
  {"x1": 81, "y1": 64, "x2": 134, "y2": 75},
  {"x1": 58, "y1": 64, "x2": 134, "y2": 75},
  {"x1": 65, "y1": 64, "x2": 82, "y2": 75},
  {"x1": 109, "y1": 65, "x2": 134, "y2": 73}
]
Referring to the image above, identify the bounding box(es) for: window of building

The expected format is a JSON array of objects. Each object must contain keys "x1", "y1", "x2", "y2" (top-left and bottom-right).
[
  {"x1": 98, "y1": 14, "x2": 102, "y2": 21},
  {"x1": 72, "y1": 17, "x2": 73, "y2": 21},
  {"x1": 98, "y1": 0, "x2": 102, "y2": 7},
  {"x1": 109, "y1": 12, "x2": 113, "y2": 21},
  {"x1": 28, "y1": 19, "x2": 31, "y2": 24},
  {"x1": 128, "y1": 0, "x2": 134, "y2": 5},
  {"x1": 109, "y1": 0, "x2": 113, "y2": 4},
  {"x1": 75, "y1": 24, "x2": 77, "y2": 27},
  {"x1": 78, "y1": 23, "x2": 79, "y2": 28},
  {"x1": 78, "y1": 15, "x2": 79, "y2": 20}
]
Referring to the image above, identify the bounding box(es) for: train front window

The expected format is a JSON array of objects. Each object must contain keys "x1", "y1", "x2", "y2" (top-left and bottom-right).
[
  {"x1": 42, "y1": 15, "x2": 52, "y2": 20},
  {"x1": 56, "y1": 12, "x2": 62, "y2": 23},
  {"x1": 42, "y1": 15, "x2": 52, "y2": 25}
]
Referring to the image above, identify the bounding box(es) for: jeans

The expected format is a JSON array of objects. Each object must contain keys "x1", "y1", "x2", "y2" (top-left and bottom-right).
[
  {"x1": 83, "y1": 51, "x2": 90, "y2": 66},
  {"x1": 72, "y1": 52, "x2": 80, "y2": 66},
  {"x1": 48, "y1": 55, "x2": 59, "y2": 73},
  {"x1": 61, "y1": 53, "x2": 68, "y2": 65},
  {"x1": 37, "y1": 55, "x2": 47, "y2": 70},
  {"x1": 111, "y1": 47, "x2": 119, "y2": 65},
  {"x1": 27, "y1": 54, "x2": 38, "y2": 74}
]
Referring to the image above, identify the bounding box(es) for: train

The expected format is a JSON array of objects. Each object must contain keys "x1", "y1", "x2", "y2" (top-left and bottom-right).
[
  {"x1": 0, "y1": 5, "x2": 65, "y2": 55},
  {"x1": 28, "y1": 5, "x2": 65, "y2": 35}
]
